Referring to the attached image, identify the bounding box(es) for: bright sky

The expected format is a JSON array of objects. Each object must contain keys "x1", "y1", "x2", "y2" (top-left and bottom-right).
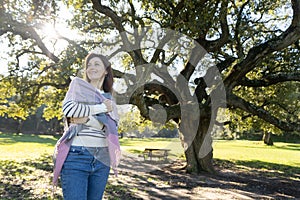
[
  {"x1": 0, "y1": 3, "x2": 78, "y2": 76},
  {"x1": 0, "y1": 51, "x2": 8, "y2": 75}
]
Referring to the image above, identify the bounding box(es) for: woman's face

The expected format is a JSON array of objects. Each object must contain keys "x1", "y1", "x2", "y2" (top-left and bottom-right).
[{"x1": 86, "y1": 57, "x2": 107, "y2": 81}]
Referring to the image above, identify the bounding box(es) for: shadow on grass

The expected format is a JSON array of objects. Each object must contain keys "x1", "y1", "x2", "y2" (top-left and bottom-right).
[
  {"x1": 110, "y1": 159, "x2": 300, "y2": 200},
  {"x1": 1, "y1": 152, "x2": 299, "y2": 199},
  {"x1": 273, "y1": 144, "x2": 300, "y2": 151},
  {"x1": 108, "y1": 153, "x2": 300, "y2": 199},
  {"x1": 0, "y1": 154, "x2": 148, "y2": 200},
  {"x1": 0, "y1": 160, "x2": 32, "y2": 200},
  {"x1": 105, "y1": 183, "x2": 144, "y2": 200},
  {"x1": 211, "y1": 159, "x2": 300, "y2": 199},
  {"x1": 127, "y1": 149, "x2": 143, "y2": 154},
  {"x1": 0, "y1": 154, "x2": 62, "y2": 200},
  {"x1": 215, "y1": 158, "x2": 300, "y2": 179}
]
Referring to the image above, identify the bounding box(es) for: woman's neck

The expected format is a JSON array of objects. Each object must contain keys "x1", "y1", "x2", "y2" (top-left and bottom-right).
[{"x1": 90, "y1": 78, "x2": 104, "y2": 90}]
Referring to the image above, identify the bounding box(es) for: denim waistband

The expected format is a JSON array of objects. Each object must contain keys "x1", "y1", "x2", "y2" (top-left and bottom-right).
[
  {"x1": 70, "y1": 145, "x2": 110, "y2": 166},
  {"x1": 70, "y1": 145, "x2": 108, "y2": 152}
]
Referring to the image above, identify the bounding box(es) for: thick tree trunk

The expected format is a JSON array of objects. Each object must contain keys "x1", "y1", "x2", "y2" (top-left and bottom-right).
[
  {"x1": 263, "y1": 132, "x2": 273, "y2": 146},
  {"x1": 180, "y1": 107, "x2": 216, "y2": 174},
  {"x1": 185, "y1": 143, "x2": 215, "y2": 173}
]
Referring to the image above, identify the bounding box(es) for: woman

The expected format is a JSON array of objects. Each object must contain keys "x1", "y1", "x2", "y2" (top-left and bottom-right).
[{"x1": 53, "y1": 53, "x2": 121, "y2": 200}]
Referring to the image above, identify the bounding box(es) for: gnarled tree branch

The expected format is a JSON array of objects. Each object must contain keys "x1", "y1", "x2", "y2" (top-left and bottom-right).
[
  {"x1": 224, "y1": 0, "x2": 300, "y2": 91},
  {"x1": 239, "y1": 72, "x2": 300, "y2": 87},
  {"x1": 227, "y1": 92, "x2": 300, "y2": 132}
]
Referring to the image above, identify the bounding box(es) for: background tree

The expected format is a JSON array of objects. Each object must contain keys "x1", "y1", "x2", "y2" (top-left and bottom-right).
[
  {"x1": 0, "y1": 0, "x2": 299, "y2": 174},
  {"x1": 118, "y1": 106, "x2": 177, "y2": 138}
]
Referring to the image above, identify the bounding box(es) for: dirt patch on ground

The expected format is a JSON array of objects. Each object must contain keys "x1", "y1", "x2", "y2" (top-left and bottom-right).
[{"x1": 105, "y1": 153, "x2": 300, "y2": 200}]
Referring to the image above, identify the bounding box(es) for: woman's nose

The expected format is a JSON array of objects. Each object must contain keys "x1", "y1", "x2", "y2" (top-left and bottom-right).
[{"x1": 89, "y1": 65, "x2": 96, "y2": 69}]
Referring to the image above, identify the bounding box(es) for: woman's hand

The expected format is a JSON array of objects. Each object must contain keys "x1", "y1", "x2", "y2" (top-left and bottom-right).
[
  {"x1": 70, "y1": 117, "x2": 89, "y2": 124},
  {"x1": 103, "y1": 99, "x2": 113, "y2": 112}
]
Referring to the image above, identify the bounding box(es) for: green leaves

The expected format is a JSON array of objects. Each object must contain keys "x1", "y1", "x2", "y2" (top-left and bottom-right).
[{"x1": 0, "y1": 0, "x2": 299, "y2": 135}]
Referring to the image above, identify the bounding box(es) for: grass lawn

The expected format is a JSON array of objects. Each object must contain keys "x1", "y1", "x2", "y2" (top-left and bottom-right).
[
  {"x1": 0, "y1": 132, "x2": 299, "y2": 168},
  {"x1": 0, "y1": 132, "x2": 299, "y2": 199},
  {"x1": 213, "y1": 140, "x2": 300, "y2": 168},
  {"x1": 119, "y1": 137, "x2": 185, "y2": 159},
  {"x1": 0, "y1": 133, "x2": 57, "y2": 161}
]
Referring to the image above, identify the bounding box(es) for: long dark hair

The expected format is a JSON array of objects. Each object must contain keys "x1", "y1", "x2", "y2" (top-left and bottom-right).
[{"x1": 84, "y1": 53, "x2": 114, "y2": 93}]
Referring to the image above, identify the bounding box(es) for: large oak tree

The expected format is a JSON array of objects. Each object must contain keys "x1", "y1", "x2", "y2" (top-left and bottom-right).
[{"x1": 0, "y1": 0, "x2": 299, "y2": 173}]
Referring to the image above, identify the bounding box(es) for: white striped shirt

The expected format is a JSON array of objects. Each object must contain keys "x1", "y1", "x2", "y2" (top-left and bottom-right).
[{"x1": 62, "y1": 100, "x2": 108, "y2": 147}]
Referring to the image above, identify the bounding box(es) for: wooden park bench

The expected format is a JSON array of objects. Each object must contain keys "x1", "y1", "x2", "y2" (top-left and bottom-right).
[{"x1": 143, "y1": 148, "x2": 171, "y2": 161}]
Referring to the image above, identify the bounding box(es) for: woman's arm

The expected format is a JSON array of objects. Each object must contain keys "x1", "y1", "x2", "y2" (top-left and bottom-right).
[
  {"x1": 108, "y1": 100, "x2": 119, "y2": 123},
  {"x1": 62, "y1": 100, "x2": 108, "y2": 118}
]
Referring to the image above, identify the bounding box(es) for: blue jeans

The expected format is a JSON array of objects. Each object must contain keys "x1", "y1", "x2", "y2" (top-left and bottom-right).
[{"x1": 61, "y1": 146, "x2": 110, "y2": 200}]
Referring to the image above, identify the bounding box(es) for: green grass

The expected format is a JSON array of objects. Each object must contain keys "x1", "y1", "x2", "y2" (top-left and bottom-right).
[
  {"x1": 212, "y1": 140, "x2": 300, "y2": 168},
  {"x1": 1, "y1": 133, "x2": 299, "y2": 167},
  {"x1": 0, "y1": 133, "x2": 299, "y2": 169},
  {"x1": 119, "y1": 137, "x2": 185, "y2": 159},
  {"x1": 0, "y1": 133, "x2": 57, "y2": 161},
  {"x1": 120, "y1": 138, "x2": 300, "y2": 168},
  {"x1": 0, "y1": 133, "x2": 60, "y2": 199}
]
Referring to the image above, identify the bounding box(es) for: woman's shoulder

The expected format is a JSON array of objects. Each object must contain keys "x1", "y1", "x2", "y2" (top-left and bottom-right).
[
  {"x1": 69, "y1": 77, "x2": 90, "y2": 88},
  {"x1": 70, "y1": 77, "x2": 85, "y2": 83}
]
